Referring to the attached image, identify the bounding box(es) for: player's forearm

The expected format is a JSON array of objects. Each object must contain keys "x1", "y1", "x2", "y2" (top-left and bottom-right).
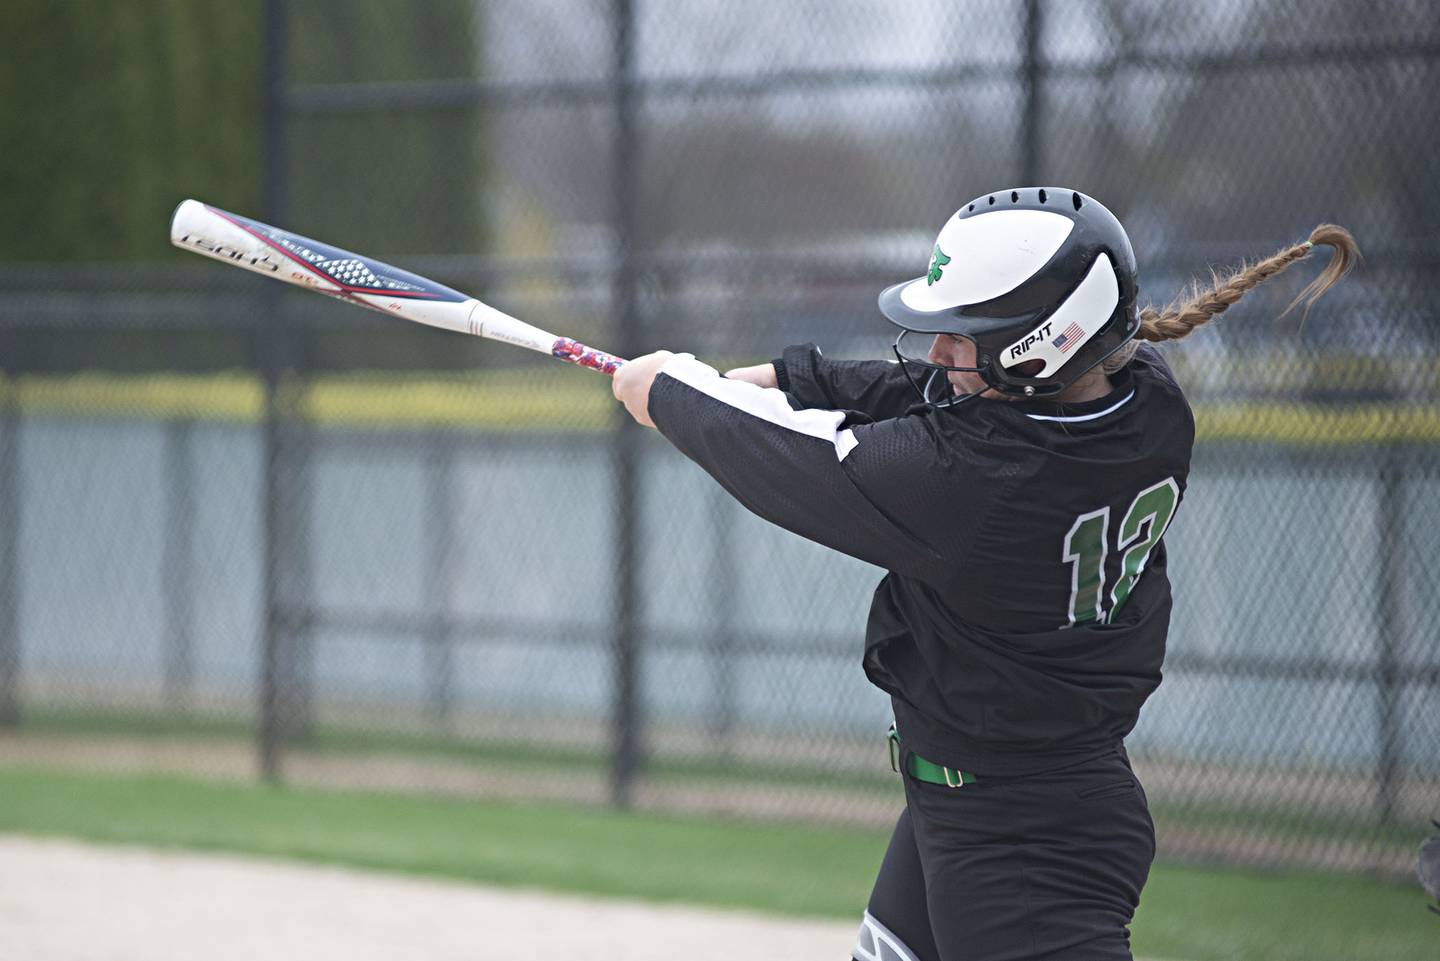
[
  {"x1": 722, "y1": 362, "x2": 779, "y2": 389},
  {"x1": 773, "y1": 343, "x2": 916, "y2": 420},
  {"x1": 645, "y1": 354, "x2": 946, "y2": 579}
]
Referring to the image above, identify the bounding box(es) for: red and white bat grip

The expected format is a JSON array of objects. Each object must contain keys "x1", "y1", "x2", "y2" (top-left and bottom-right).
[{"x1": 549, "y1": 338, "x2": 627, "y2": 376}]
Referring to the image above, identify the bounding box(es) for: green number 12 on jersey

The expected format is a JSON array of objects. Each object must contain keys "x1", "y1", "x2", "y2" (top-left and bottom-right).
[{"x1": 1062, "y1": 476, "x2": 1179, "y2": 627}]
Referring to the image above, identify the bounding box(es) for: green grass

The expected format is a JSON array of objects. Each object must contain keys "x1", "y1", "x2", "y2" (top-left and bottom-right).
[
  {"x1": 0, "y1": 766, "x2": 1431, "y2": 961},
  {"x1": 1134, "y1": 866, "x2": 1433, "y2": 961},
  {"x1": 24, "y1": 706, "x2": 1431, "y2": 847},
  {"x1": 0, "y1": 765, "x2": 877, "y2": 917}
]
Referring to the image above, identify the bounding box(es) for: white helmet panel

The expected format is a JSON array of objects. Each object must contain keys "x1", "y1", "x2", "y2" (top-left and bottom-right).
[{"x1": 898, "y1": 209, "x2": 1074, "y2": 312}]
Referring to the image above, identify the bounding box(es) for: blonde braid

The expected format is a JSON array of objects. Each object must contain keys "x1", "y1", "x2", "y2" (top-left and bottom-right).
[
  {"x1": 1101, "y1": 224, "x2": 1359, "y2": 374},
  {"x1": 1140, "y1": 224, "x2": 1360, "y2": 343}
]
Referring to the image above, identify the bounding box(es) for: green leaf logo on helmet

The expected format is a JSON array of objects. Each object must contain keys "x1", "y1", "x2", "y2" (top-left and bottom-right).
[{"x1": 927, "y1": 244, "x2": 951, "y2": 286}]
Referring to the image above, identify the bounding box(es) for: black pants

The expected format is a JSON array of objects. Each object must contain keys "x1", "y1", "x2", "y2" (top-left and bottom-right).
[{"x1": 860, "y1": 747, "x2": 1155, "y2": 961}]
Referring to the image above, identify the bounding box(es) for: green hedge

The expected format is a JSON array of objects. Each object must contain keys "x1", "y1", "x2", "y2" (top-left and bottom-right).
[{"x1": 0, "y1": 0, "x2": 481, "y2": 262}]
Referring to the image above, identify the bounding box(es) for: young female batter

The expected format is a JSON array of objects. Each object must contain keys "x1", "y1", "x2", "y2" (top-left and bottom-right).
[{"x1": 611, "y1": 188, "x2": 1356, "y2": 961}]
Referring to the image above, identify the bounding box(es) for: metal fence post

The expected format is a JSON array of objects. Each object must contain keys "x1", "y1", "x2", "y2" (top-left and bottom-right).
[
  {"x1": 1020, "y1": 0, "x2": 1043, "y2": 185},
  {"x1": 609, "y1": 0, "x2": 643, "y2": 808},
  {"x1": 708, "y1": 488, "x2": 737, "y2": 756},
  {"x1": 258, "y1": 0, "x2": 291, "y2": 781},
  {"x1": 0, "y1": 339, "x2": 19, "y2": 728},
  {"x1": 1375, "y1": 445, "x2": 1405, "y2": 827},
  {"x1": 162, "y1": 418, "x2": 196, "y2": 712},
  {"x1": 424, "y1": 432, "x2": 458, "y2": 730}
]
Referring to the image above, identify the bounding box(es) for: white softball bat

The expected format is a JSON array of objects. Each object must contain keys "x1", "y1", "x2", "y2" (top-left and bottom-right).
[{"x1": 169, "y1": 199, "x2": 626, "y2": 375}]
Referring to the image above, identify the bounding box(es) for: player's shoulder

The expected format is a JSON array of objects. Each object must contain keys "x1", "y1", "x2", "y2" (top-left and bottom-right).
[
  {"x1": 1127, "y1": 343, "x2": 1196, "y2": 438},
  {"x1": 1129, "y1": 343, "x2": 1189, "y2": 405},
  {"x1": 845, "y1": 401, "x2": 1023, "y2": 497}
]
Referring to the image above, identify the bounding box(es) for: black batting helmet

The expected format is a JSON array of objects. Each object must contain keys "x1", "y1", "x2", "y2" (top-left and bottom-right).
[{"x1": 879, "y1": 187, "x2": 1140, "y2": 404}]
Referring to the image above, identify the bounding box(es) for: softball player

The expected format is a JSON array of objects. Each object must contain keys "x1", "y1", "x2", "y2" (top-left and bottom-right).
[{"x1": 612, "y1": 188, "x2": 1356, "y2": 961}]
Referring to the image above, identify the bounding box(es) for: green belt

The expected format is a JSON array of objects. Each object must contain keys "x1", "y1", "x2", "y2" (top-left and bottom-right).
[{"x1": 888, "y1": 723, "x2": 978, "y2": 788}]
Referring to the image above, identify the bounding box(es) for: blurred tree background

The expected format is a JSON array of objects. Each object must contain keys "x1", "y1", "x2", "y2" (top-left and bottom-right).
[
  {"x1": 0, "y1": 0, "x2": 482, "y2": 264},
  {"x1": 0, "y1": 1, "x2": 262, "y2": 261},
  {"x1": 0, "y1": 0, "x2": 483, "y2": 371}
]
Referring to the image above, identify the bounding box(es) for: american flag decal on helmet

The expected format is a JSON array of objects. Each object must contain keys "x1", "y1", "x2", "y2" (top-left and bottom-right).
[{"x1": 1052, "y1": 322, "x2": 1085, "y2": 353}]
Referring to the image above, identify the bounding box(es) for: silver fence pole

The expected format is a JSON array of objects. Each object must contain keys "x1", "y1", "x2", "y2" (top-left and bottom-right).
[
  {"x1": 1374, "y1": 445, "x2": 1406, "y2": 828},
  {"x1": 609, "y1": 0, "x2": 644, "y2": 808},
  {"x1": 0, "y1": 339, "x2": 19, "y2": 728},
  {"x1": 425, "y1": 432, "x2": 458, "y2": 730},
  {"x1": 162, "y1": 418, "x2": 196, "y2": 712},
  {"x1": 258, "y1": 0, "x2": 292, "y2": 781}
]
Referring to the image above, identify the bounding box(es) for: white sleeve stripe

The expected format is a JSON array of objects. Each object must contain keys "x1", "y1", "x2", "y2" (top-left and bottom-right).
[{"x1": 658, "y1": 353, "x2": 860, "y2": 462}]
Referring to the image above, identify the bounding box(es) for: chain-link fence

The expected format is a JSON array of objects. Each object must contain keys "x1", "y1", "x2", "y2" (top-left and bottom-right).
[{"x1": 2, "y1": 0, "x2": 1437, "y2": 880}]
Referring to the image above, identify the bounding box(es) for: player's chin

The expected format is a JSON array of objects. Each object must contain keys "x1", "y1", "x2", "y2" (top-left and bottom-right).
[{"x1": 948, "y1": 375, "x2": 982, "y2": 397}]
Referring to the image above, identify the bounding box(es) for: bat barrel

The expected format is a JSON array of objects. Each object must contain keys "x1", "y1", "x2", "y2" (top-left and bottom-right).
[{"x1": 171, "y1": 199, "x2": 627, "y2": 375}]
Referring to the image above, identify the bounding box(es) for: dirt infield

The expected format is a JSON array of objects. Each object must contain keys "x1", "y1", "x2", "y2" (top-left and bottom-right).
[{"x1": 0, "y1": 835, "x2": 857, "y2": 961}]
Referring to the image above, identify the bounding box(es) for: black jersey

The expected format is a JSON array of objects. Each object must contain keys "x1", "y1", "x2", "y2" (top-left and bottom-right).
[{"x1": 648, "y1": 342, "x2": 1194, "y2": 776}]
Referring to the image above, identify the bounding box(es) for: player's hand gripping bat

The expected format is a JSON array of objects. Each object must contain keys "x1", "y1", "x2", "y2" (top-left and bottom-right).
[{"x1": 169, "y1": 199, "x2": 626, "y2": 375}]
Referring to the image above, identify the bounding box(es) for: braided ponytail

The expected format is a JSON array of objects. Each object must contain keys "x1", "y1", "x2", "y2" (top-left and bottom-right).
[{"x1": 1103, "y1": 224, "x2": 1360, "y2": 372}]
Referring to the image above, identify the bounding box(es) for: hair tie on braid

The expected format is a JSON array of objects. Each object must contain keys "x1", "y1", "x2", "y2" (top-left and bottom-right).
[{"x1": 1303, "y1": 240, "x2": 1314, "y2": 251}]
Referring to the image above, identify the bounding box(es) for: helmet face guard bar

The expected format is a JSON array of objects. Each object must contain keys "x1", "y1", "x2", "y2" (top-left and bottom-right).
[
  {"x1": 891, "y1": 328, "x2": 1068, "y2": 409},
  {"x1": 891, "y1": 330, "x2": 990, "y2": 409}
]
